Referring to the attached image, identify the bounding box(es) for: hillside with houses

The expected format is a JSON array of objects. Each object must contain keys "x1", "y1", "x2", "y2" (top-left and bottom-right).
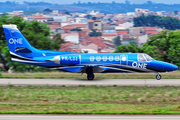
[{"x1": 3, "y1": 8, "x2": 179, "y2": 53}]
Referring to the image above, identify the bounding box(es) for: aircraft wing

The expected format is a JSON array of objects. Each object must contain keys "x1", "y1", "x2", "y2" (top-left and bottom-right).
[{"x1": 50, "y1": 65, "x2": 105, "y2": 73}]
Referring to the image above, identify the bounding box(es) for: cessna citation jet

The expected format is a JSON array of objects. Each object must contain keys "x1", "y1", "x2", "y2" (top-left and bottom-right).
[{"x1": 2, "y1": 25, "x2": 178, "y2": 80}]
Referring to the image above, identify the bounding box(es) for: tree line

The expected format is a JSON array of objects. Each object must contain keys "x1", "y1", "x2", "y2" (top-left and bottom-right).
[
  {"x1": 134, "y1": 15, "x2": 180, "y2": 30},
  {"x1": 114, "y1": 30, "x2": 180, "y2": 69},
  {"x1": 0, "y1": 15, "x2": 64, "y2": 72}
]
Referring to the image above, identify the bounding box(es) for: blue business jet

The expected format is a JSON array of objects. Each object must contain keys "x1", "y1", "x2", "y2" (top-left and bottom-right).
[{"x1": 2, "y1": 25, "x2": 178, "y2": 80}]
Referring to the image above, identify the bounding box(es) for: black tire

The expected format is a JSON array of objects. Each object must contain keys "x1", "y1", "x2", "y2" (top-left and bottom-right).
[
  {"x1": 87, "y1": 74, "x2": 94, "y2": 80},
  {"x1": 156, "y1": 74, "x2": 161, "y2": 80}
]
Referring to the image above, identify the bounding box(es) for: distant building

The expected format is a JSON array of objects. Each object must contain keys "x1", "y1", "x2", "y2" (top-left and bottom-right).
[
  {"x1": 93, "y1": 20, "x2": 102, "y2": 28},
  {"x1": 78, "y1": 31, "x2": 88, "y2": 42},
  {"x1": 135, "y1": 8, "x2": 143, "y2": 13},
  {"x1": 102, "y1": 33, "x2": 117, "y2": 41},
  {"x1": 129, "y1": 27, "x2": 144, "y2": 36},
  {"x1": 62, "y1": 25, "x2": 75, "y2": 33},
  {"x1": 74, "y1": 17, "x2": 88, "y2": 23},
  {"x1": 137, "y1": 34, "x2": 148, "y2": 46},
  {"x1": 103, "y1": 26, "x2": 116, "y2": 33},
  {"x1": 119, "y1": 22, "x2": 133, "y2": 29},
  {"x1": 115, "y1": 26, "x2": 128, "y2": 35},
  {"x1": 80, "y1": 37, "x2": 108, "y2": 53},
  {"x1": 53, "y1": 16, "x2": 67, "y2": 22},
  {"x1": 61, "y1": 22, "x2": 69, "y2": 27},
  {"x1": 52, "y1": 10, "x2": 59, "y2": 15},
  {"x1": 89, "y1": 10, "x2": 99, "y2": 16},
  {"x1": 127, "y1": 12, "x2": 136, "y2": 16},
  {"x1": 13, "y1": 11, "x2": 24, "y2": 16},
  {"x1": 120, "y1": 34, "x2": 131, "y2": 45},
  {"x1": 59, "y1": 42, "x2": 80, "y2": 52},
  {"x1": 47, "y1": 21, "x2": 60, "y2": 25},
  {"x1": 33, "y1": 16, "x2": 47, "y2": 22},
  {"x1": 48, "y1": 24, "x2": 62, "y2": 37},
  {"x1": 143, "y1": 27, "x2": 159, "y2": 35},
  {"x1": 156, "y1": 11, "x2": 164, "y2": 16},
  {"x1": 88, "y1": 20, "x2": 94, "y2": 30},
  {"x1": 88, "y1": 19, "x2": 102, "y2": 30},
  {"x1": 61, "y1": 33, "x2": 79, "y2": 43},
  {"x1": 47, "y1": 17, "x2": 54, "y2": 21},
  {"x1": 71, "y1": 23, "x2": 87, "y2": 28},
  {"x1": 80, "y1": 43, "x2": 98, "y2": 53}
]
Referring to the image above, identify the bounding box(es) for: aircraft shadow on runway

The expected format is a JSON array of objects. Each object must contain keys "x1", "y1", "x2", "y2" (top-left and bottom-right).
[{"x1": 73, "y1": 79, "x2": 105, "y2": 81}]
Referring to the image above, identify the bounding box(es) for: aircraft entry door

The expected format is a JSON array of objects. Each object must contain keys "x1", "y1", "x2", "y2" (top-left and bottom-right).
[{"x1": 120, "y1": 55, "x2": 128, "y2": 65}]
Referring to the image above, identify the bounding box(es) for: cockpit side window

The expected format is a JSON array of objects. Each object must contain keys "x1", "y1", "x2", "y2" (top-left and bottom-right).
[
  {"x1": 144, "y1": 54, "x2": 153, "y2": 62},
  {"x1": 138, "y1": 54, "x2": 146, "y2": 62}
]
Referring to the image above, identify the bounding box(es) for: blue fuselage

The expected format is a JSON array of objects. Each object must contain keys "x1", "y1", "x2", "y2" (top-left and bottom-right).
[{"x1": 29, "y1": 52, "x2": 178, "y2": 73}]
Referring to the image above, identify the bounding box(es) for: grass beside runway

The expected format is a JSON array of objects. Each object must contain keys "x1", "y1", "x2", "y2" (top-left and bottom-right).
[
  {"x1": 1, "y1": 103, "x2": 180, "y2": 114},
  {"x1": 0, "y1": 85, "x2": 180, "y2": 114},
  {"x1": 1, "y1": 70, "x2": 180, "y2": 79}
]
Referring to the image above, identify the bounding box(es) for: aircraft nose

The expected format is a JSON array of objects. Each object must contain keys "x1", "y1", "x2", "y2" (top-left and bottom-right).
[
  {"x1": 171, "y1": 64, "x2": 178, "y2": 71},
  {"x1": 152, "y1": 61, "x2": 178, "y2": 72},
  {"x1": 164, "y1": 63, "x2": 178, "y2": 72}
]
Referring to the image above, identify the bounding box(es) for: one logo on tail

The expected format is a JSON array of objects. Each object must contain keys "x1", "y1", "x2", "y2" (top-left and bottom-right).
[{"x1": 9, "y1": 38, "x2": 22, "y2": 44}]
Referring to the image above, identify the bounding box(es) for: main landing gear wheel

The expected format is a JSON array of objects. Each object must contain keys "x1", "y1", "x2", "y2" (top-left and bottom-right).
[
  {"x1": 87, "y1": 74, "x2": 94, "y2": 80},
  {"x1": 156, "y1": 73, "x2": 161, "y2": 80}
]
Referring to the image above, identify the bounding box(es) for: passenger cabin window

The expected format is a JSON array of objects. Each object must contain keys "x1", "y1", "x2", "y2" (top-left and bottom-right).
[{"x1": 138, "y1": 54, "x2": 146, "y2": 62}]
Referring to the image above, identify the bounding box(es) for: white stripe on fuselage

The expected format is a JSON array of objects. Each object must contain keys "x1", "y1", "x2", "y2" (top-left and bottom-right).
[
  {"x1": 51, "y1": 66, "x2": 84, "y2": 70},
  {"x1": 11, "y1": 58, "x2": 46, "y2": 63},
  {"x1": 10, "y1": 52, "x2": 32, "y2": 60},
  {"x1": 100, "y1": 66, "x2": 135, "y2": 73}
]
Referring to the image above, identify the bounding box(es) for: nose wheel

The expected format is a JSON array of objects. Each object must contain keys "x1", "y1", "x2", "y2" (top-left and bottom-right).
[{"x1": 156, "y1": 73, "x2": 161, "y2": 80}]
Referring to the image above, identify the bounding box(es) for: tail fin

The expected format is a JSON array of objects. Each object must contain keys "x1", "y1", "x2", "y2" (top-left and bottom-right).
[
  {"x1": 3, "y1": 25, "x2": 35, "y2": 58},
  {"x1": 3, "y1": 24, "x2": 73, "y2": 60}
]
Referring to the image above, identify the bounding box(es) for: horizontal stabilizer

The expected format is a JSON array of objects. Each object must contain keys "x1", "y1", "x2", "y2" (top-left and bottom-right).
[{"x1": 15, "y1": 47, "x2": 32, "y2": 53}]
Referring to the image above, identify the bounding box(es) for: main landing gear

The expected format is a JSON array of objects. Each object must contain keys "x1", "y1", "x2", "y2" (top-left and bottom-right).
[
  {"x1": 87, "y1": 73, "x2": 95, "y2": 80},
  {"x1": 86, "y1": 66, "x2": 95, "y2": 80},
  {"x1": 156, "y1": 73, "x2": 161, "y2": 80}
]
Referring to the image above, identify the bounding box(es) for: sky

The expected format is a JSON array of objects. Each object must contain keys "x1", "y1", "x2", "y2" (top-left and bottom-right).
[{"x1": 1, "y1": 0, "x2": 180, "y2": 4}]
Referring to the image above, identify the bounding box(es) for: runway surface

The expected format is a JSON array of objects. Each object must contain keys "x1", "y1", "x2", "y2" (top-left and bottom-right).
[
  {"x1": 1, "y1": 115, "x2": 180, "y2": 120},
  {"x1": 0, "y1": 78, "x2": 180, "y2": 86}
]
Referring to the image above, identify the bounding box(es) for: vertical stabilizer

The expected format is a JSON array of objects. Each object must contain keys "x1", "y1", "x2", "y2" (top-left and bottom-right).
[{"x1": 3, "y1": 25, "x2": 35, "y2": 58}]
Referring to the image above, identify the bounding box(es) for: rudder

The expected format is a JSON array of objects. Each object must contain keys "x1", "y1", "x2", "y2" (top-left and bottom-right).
[{"x1": 3, "y1": 25, "x2": 35, "y2": 58}]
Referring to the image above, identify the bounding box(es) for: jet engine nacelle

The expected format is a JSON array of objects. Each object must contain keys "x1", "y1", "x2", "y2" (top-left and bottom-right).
[{"x1": 50, "y1": 55, "x2": 80, "y2": 65}]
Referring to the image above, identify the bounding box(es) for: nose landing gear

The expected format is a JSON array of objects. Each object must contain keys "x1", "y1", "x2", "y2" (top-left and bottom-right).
[{"x1": 156, "y1": 73, "x2": 161, "y2": 80}]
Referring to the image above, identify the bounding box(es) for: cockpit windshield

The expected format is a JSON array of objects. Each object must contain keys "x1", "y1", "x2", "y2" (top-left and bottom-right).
[
  {"x1": 138, "y1": 54, "x2": 146, "y2": 62},
  {"x1": 138, "y1": 54, "x2": 153, "y2": 62},
  {"x1": 144, "y1": 54, "x2": 153, "y2": 62}
]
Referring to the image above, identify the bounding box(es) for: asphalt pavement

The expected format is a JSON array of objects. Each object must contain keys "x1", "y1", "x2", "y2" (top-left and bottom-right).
[{"x1": 0, "y1": 78, "x2": 179, "y2": 86}]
